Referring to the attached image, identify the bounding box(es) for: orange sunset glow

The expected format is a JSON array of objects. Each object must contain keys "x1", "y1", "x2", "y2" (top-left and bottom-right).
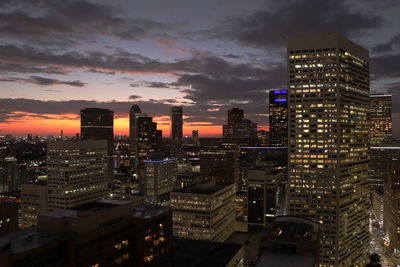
[{"x1": 0, "y1": 112, "x2": 224, "y2": 137}]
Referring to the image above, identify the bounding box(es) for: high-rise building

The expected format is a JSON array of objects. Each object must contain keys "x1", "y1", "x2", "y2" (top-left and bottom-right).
[
  {"x1": 171, "y1": 106, "x2": 183, "y2": 159},
  {"x1": 81, "y1": 108, "x2": 114, "y2": 182},
  {"x1": 370, "y1": 142, "x2": 400, "y2": 226},
  {"x1": 144, "y1": 158, "x2": 178, "y2": 205},
  {"x1": 47, "y1": 140, "x2": 108, "y2": 210},
  {"x1": 269, "y1": 90, "x2": 288, "y2": 146},
  {"x1": 223, "y1": 108, "x2": 257, "y2": 145},
  {"x1": 0, "y1": 157, "x2": 19, "y2": 193},
  {"x1": 21, "y1": 181, "x2": 48, "y2": 229},
  {"x1": 170, "y1": 181, "x2": 235, "y2": 242},
  {"x1": 129, "y1": 104, "x2": 142, "y2": 173},
  {"x1": 192, "y1": 130, "x2": 200, "y2": 147},
  {"x1": 384, "y1": 166, "x2": 400, "y2": 252},
  {"x1": 247, "y1": 167, "x2": 284, "y2": 227},
  {"x1": 239, "y1": 146, "x2": 287, "y2": 193},
  {"x1": 287, "y1": 33, "x2": 370, "y2": 266},
  {"x1": 136, "y1": 116, "x2": 163, "y2": 192},
  {"x1": 200, "y1": 138, "x2": 237, "y2": 184},
  {"x1": 370, "y1": 94, "x2": 392, "y2": 145},
  {"x1": 228, "y1": 108, "x2": 244, "y2": 125}
]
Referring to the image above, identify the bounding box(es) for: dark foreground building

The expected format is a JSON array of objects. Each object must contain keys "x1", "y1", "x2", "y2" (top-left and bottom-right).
[
  {"x1": 257, "y1": 216, "x2": 320, "y2": 267},
  {"x1": 0, "y1": 199, "x2": 172, "y2": 267}
]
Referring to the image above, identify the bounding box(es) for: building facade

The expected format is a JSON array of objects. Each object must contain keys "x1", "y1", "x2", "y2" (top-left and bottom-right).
[
  {"x1": 370, "y1": 94, "x2": 392, "y2": 146},
  {"x1": 47, "y1": 140, "x2": 108, "y2": 210},
  {"x1": 171, "y1": 106, "x2": 183, "y2": 159},
  {"x1": 0, "y1": 199, "x2": 172, "y2": 267},
  {"x1": 269, "y1": 90, "x2": 288, "y2": 147},
  {"x1": 80, "y1": 108, "x2": 114, "y2": 182},
  {"x1": 170, "y1": 182, "x2": 235, "y2": 242},
  {"x1": 144, "y1": 158, "x2": 178, "y2": 205},
  {"x1": 21, "y1": 182, "x2": 48, "y2": 229},
  {"x1": 129, "y1": 104, "x2": 142, "y2": 174},
  {"x1": 287, "y1": 33, "x2": 370, "y2": 266},
  {"x1": 247, "y1": 168, "x2": 284, "y2": 227},
  {"x1": 384, "y1": 166, "x2": 400, "y2": 253}
]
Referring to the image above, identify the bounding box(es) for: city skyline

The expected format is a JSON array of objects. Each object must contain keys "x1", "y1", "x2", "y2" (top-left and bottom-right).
[{"x1": 1, "y1": 0, "x2": 400, "y2": 137}]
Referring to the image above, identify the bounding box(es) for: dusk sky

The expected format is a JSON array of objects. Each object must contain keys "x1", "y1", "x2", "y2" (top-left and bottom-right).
[{"x1": 0, "y1": 0, "x2": 399, "y2": 137}]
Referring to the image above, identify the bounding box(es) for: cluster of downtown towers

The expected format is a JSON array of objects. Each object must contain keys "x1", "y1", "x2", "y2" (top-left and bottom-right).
[
  {"x1": 82, "y1": 34, "x2": 378, "y2": 266},
  {"x1": 41, "y1": 33, "x2": 382, "y2": 266}
]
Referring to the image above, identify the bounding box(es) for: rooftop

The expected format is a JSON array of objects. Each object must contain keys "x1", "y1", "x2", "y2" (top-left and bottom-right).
[
  {"x1": 173, "y1": 238, "x2": 243, "y2": 267},
  {"x1": 172, "y1": 181, "x2": 233, "y2": 195},
  {"x1": 132, "y1": 203, "x2": 170, "y2": 219},
  {"x1": 0, "y1": 228, "x2": 60, "y2": 254}
]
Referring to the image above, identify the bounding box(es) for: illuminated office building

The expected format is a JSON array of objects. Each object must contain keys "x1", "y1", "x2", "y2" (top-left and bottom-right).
[
  {"x1": 136, "y1": 116, "x2": 162, "y2": 193},
  {"x1": 129, "y1": 104, "x2": 142, "y2": 173},
  {"x1": 239, "y1": 146, "x2": 287, "y2": 193},
  {"x1": 370, "y1": 142, "x2": 400, "y2": 225},
  {"x1": 370, "y1": 142, "x2": 400, "y2": 188},
  {"x1": 144, "y1": 158, "x2": 178, "y2": 205},
  {"x1": 47, "y1": 140, "x2": 108, "y2": 210},
  {"x1": 269, "y1": 90, "x2": 288, "y2": 146},
  {"x1": 80, "y1": 108, "x2": 114, "y2": 182},
  {"x1": 170, "y1": 181, "x2": 235, "y2": 242},
  {"x1": 171, "y1": 106, "x2": 183, "y2": 159},
  {"x1": 370, "y1": 94, "x2": 392, "y2": 145},
  {"x1": 287, "y1": 33, "x2": 370, "y2": 266},
  {"x1": 21, "y1": 182, "x2": 48, "y2": 229}
]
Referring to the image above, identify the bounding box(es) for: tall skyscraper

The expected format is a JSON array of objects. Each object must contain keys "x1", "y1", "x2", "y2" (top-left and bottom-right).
[
  {"x1": 223, "y1": 108, "x2": 257, "y2": 145},
  {"x1": 136, "y1": 116, "x2": 162, "y2": 192},
  {"x1": 170, "y1": 106, "x2": 183, "y2": 159},
  {"x1": 287, "y1": 33, "x2": 370, "y2": 266},
  {"x1": 228, "y1": 108, "x2": 244, "y2": 125},
  {"x1": 1, "y1": 157, "x2": 19, "y2": 193},
  {"x1": 192, "y1": 130, "x2": 200, "y2": 147},
  {"x1": 47, "y1": 140, "x2": 108, "y2": 210},
  {"x1": 81, "y1": 108, "x2": 114, "y2": 182},
  {"x1": 269, "y1": 90, "x2": 288, "y2": 146},
  {"x1": 370, "y1": 94, "x2": 392, "y2": 145},
  {"x1": 129, "y1": 104, "x2": 142, "y2": 173}
]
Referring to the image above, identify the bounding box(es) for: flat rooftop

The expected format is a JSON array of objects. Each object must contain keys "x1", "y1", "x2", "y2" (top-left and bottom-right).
[
  {"x1": 173, "y1": 238, "x2": 242, "y2": 267},
  {"x1": 256, "y1": 249, "x2": 315, "y2": 267},
  {"x1": 41, "y1": 198, "x2": 136, "y2": 218},
  {"x1": 0, "y1": 228, "x2": 60, "y2": 254},
  {"x1": 172, "y1": 182, "x2": 233, "y2": 195},
  {"x1": 132, "y1": 203, "x2": 170, "y2": 219}
]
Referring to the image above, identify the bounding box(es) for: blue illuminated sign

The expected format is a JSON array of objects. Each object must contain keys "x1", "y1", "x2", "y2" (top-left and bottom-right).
[
  {"x1": 274, "y1": 99, "x2": 287, "y2": 102},
  {"x1": 274, "y1": 90, "x2": 287, "y2": 94}
]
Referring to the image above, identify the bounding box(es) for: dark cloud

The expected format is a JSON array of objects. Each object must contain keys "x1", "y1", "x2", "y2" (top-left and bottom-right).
[
  {"x1": 0, "y1": 44, "x2": 274, "y2": 79},
  {"x1": 0, "y1": 75, "x2": 85, "y2": 87},
  {"x1": 372, "y1": 34, "x2": 400, "y2": 53},
  {"x1": 0, "y1": 0, "x2": 177, "y2": 47},
  {"x1": 128, "y1": 95, "x2": 142, "y2": 100},
  {"x1": 371, "y1": 54, "x2": 400, "y2": 79},
  {"x1": 213, "y1": 0, "x2": 382, "y2": 48}
]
